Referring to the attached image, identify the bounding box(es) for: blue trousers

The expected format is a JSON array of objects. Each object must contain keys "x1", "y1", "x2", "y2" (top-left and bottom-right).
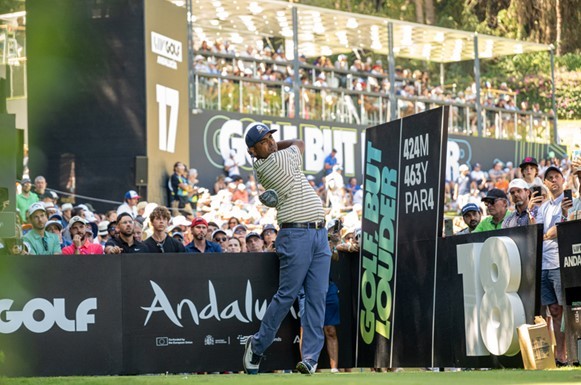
[{"x1": 251, "y1": 226, "x2": 331, "y2": 364}]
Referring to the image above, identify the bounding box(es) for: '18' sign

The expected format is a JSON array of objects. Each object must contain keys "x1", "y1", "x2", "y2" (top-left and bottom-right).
[{"x1": 457, "y1": 237, "x2": 525, "y2": 356}]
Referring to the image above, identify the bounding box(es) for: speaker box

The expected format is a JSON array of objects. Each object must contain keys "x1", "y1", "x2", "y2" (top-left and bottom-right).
[{"x1": 135, "y1": 156, "x2": 148, "y2": 186}]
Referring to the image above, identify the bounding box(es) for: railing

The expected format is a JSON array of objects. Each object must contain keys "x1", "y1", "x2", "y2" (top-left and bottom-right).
[
  {"x1": 0, "y1": 26, "x2": 27, "y2": 99},
  {"x1": 191, "y1": 52, "x2": 554, "y2": 143}
]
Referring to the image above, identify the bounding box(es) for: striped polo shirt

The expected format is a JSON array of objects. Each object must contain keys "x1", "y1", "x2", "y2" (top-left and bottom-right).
[{"x1": 254, "y1": 145, "x2": 324, "y2": 225}]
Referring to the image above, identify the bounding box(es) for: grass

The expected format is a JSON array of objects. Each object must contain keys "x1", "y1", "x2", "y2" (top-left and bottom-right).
[{"x1": 1, "y1": 369, "x2": 581, "y2": 385}]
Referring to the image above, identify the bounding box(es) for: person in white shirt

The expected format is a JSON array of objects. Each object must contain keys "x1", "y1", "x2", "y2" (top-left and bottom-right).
[{"x1": 117, "y1": 190, "x2": 140, "y2": 218}]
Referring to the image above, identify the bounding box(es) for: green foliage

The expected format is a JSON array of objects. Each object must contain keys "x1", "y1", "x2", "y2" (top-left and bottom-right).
[
  {"x1": 0, "y1": 0, "x2": 23, "y2": 14},
  {"x1": 557, "y1": 53, "x2": 581, "y2": 72}
]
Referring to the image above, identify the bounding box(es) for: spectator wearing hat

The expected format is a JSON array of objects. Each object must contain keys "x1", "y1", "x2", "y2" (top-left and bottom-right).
[
  {"x1": 336, "y1": 226, "x2": 359, "y2": 252},
  {"x1": 502, "y1": 179, "x2": 532, "y2": 228},
  {"x1": 529, "y1": 165, "x2": 570, "y2": 364},
  {"x1": 97, "y1": 221, "x2": 110, "y2": 247},
  {"x1": 45, "y1": 219, "x2": 69, "y2": 249},
  {"x1": 117, "y1": 190, "x2": 141, "y2": 218},
  {"x1": 144, "y1": 206, "x2": 185, "y2": 253},
  {"x1": 246, "y1": 232, "x2": 264, "y2": 252},
  {"x1": 23, "y1": 202, "x2": 61, "y2": 255},
  {"x1": 104, "y1": 212, "x2": 148, "y2": 254},
  {"x1": 519, "y1": 157, "x2": 543, "y2": 187},
  {"x1": 206, "y1": 221, "x2": 220, "y2": 241},
  {"x1": 185, "y1": 217, "x2": 222, "y2": 253},
  {"x1": 40, "y1": 190, "x2": 59, "y2": 206},
  {"x1": 211, "y1": 229, "x2": 229, "y2": 249},
  {"x1": 232, "y1": 224, "x2": 248, "y2": 252},
  {"x1": 261, "y1": 224, "x2": 277, "y2": 251},
  {"x1": 171, "y1": 232, "x2": 186, "y2": 246},
  {"x1": 473, "y1": 189, "x2": 511, "y2": 232},
  {"x1": 61, "y1": 203, "x2": 73, "y2": 225},
  {"x1": 43, "y1": 202, "x2": 58, "y2": 219},
  {"x1": 16, "y1": 178, "x2": 39, "y2": 223},
  {"x1": 456, "y1": 203, "x2": 482, "y2": 235},
  {"x1": 62, "y1": 216, "x2": 103, "y2": 255}
]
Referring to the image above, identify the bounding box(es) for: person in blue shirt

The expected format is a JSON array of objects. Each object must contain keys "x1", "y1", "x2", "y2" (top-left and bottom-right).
[
  {"x1": 185, "y1": 217, "x2": 222, "y2": 253},
  {"x1": 323, "y1": 149, "x2": 338, "y2": 176}
]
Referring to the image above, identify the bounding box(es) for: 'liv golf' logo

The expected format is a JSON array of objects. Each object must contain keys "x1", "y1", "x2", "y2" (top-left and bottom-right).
[{"x1": 151, "y1": 31, "x2": 182, "y2": 62}]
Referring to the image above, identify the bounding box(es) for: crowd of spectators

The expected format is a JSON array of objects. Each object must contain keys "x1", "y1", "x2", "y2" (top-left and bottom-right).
[
  {"x1": 5, "y1": 149, "x2": 580, "y2": 251},
  {"x1": 5, "y1": 150, "x2": 580, "y2": 256},
  {"x1": 4, "y1": 154, "x2": 363, "y2": 256},
  {"x1": 192, "y1": 40, "x2": 552, "y2": 139},
  {"x1": 449, "y1": 154, "x2": 580, "y2": 233}
]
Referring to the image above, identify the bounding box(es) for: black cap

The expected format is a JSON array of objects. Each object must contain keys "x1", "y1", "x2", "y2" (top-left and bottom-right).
[
  {"x1": 519, "y1": 157, "x2": 538, "y2": 169},
  {"x1": 245, "y1": 232, "x2": 261, "y2": 241},
  {"x1": 544, "y1": 166, "x2": 563, "y2": 179},
  {"x1": 482, "y1": 188, "x2": 508, "y2": 203}
]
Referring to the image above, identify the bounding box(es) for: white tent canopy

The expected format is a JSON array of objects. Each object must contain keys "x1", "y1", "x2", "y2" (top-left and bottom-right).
[{"x1": 186, "y1": 0, "x2": 550, "y2": 62}]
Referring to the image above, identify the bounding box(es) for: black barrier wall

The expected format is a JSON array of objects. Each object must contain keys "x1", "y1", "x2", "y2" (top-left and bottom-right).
[
  {"x1": 0, "y1": 255, "x2": 123, "y2": 376},
  {"x1": 1, "y1": 226, "x2": 543, "y2": 376},
  {"x1": 0, "y1": 252, "x2": 357, "y2": 376},
  {"x1": 557, "y1": 220, "x2": 581, "y2": 363}
]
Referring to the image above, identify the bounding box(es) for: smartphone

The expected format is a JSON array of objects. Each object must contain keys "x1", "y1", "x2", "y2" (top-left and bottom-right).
[
  {"x1": 444, "y1": 218, "x2": 454, "y2": 236},
  {"x1": 572, "y1": 149, "x2": 581, "y2": 162},
  {"x1": 531, "y1": 186, "x2": 542, "y2": 197},
  {"x1": 564, "y1": 189, "x2": 572, "y2": 201},
  {"x1": 332, "y1": 220, "x2": 341, "y2": 233}
]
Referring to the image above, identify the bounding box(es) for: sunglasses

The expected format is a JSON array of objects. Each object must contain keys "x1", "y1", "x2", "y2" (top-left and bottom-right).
[
  {"x1": 42, "y1": 237, "x2": 48, "y2": 251},
  {"x1": 157, "y1": 243, "x2": 165, "y2": 253},
  {"x1": 215, "y1": 237, "x2": 228, "y2": 242}
]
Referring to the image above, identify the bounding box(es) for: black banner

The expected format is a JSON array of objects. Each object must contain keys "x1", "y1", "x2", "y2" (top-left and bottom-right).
[
  {"x1": 0, "y1": 253, "x2": 320, "y2": 376},
  {"x1": 0, "y1": 255, "x2": 123, "y2": 376},
  {"x1": 357, "y1": 107, "x2": 448, "y2": 368},
  {"x1": 557, "y1": 220, "x2": 581, "y2": 363},
  {"x1": 0, "y1": 227, "x2": 545, "y2": 376},
  {"x1": 121, "y1": 253, "x2": 300, "y2": 374}
]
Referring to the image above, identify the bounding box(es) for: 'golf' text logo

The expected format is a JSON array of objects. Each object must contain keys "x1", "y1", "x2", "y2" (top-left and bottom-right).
[{"x1": 0, "y1": 298, "x2": 97, "y2": 334}]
